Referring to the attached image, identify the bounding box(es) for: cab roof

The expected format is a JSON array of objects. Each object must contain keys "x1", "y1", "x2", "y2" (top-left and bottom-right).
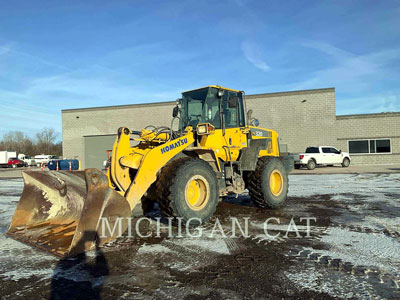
[{"x1": 182, "y1": 85, "x2": 241, "y2": 93}]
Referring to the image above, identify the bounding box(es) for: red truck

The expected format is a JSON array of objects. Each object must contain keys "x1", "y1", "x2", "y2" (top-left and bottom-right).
[{"x1": 7, "y1": 158, "x2": 27, "y2": 168}]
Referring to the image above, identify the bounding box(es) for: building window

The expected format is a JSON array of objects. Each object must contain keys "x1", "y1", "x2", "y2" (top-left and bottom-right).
[
  {"x1": 348, "y1": 139, "x2": 391, "y2": 154},
  {"x1": 349, "y1": 140, "x2": 369, "y2": 154}
]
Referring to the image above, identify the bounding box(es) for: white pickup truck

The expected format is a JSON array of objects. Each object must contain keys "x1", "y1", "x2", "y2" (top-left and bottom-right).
[
  {"x1": 18, "y1": 154, "x2": 36, "y2": 166},
  {"x1": 294, "y1": 146, "x2": 351, "y2": 170},
  {"x1": 34, "y1": 155, "x2": 58, "y2": 167}
]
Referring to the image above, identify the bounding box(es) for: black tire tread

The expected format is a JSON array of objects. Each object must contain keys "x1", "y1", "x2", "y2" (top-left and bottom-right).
[
  {"x1": 342, "y1": 157, "x2": 350, "y2": 168},
  {"x1": 156, "y1": 157, "x2": 218, "y2": 223},
  {"x1": 248, "y1": 157, "x2": 289, "y2": 209}
]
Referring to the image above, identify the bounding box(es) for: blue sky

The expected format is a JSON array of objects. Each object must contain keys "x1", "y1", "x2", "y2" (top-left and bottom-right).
[{"x1": 1, "y1": 0, "x2": 399, "y2": 138}]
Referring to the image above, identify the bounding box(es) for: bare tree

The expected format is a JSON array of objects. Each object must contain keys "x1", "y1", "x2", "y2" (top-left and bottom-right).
[
  {"x1": 0, "y1": 131, "x2": 33, "y2": 154},
  {"x1": 36, "y1": 128, "x2": 58, "y2": 154},
  {"x1": 0, "y1": 128, "x2": 61, "y2": 156}
]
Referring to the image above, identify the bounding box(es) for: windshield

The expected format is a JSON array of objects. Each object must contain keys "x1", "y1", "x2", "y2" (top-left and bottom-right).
[
  {"x1": 180, "y1": 88, "x2": 212, "y2": 129},
  {"x1": 179, "y1": 87, "x2": 245, "y2": 130}
]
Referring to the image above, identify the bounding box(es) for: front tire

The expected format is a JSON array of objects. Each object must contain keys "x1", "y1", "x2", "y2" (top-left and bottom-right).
[
  {"x1": 248, "y1": 157, "x2": 288, "y2": 209},
  {"x1": 342, "y1": 158, "x2": 350, "y2": 167},
  {"x1": 294, "y1": 164, "x2": 301, "y2": 169},
  {"x1": 156, "y1": 158, "x2": 219, "y2": 226}
]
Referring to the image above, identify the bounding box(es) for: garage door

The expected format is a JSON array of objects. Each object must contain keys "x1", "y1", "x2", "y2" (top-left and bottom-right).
[{"x1": 84, "y1": 134, "x2": 117, "y2": 170}]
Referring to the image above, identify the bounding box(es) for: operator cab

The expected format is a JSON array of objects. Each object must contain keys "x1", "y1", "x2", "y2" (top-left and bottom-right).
[{"x1": 177, "y1": 86, "x2": 246, "y2": 131}]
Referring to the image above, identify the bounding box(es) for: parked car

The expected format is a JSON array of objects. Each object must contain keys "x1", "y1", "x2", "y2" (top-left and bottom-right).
[
  {"x1": 34, "y1": 155, "x2": 58, "y2": 167},
  {"x1": 7, "y1": 158, "x2": 27, "y2": 168},
  {"x1": 18, "y1": 154, "x2": 36, "y2": 166},
  {"x1": 294, "y1": 146, "x2": 351, "y2": 170}
]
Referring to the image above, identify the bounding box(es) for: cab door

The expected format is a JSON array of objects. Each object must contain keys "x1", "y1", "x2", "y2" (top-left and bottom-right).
[
  {"x1": 321, "y1": 147, "x2": 334, "y2": 164},
  {"x1": 220, "y1": 92, "x2": 247, "y2": 161},
  {"x1": 330, "y1": 147, "x2": 343, "y2": 164}
]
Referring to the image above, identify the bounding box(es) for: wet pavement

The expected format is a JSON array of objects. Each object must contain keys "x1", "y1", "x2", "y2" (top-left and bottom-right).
[{"x1": 0, "y1": 173, "x2": 399, "y2": 299}]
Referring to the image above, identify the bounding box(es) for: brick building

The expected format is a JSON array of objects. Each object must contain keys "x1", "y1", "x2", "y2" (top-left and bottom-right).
[{"x1": 62, "y1": 87, "x2": 400, "y2": 169}]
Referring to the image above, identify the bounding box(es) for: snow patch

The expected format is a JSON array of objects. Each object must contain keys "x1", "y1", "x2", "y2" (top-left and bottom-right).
[
  {"x1": 306, "y1": 227, "x2": 400, "y2": 274},
  {"x1": 170, "y1": 238, "x2": 231, "y2": 255},
  {"x1": 138, "y1": 243, "x2": 173, "y2": 254},
  {"x1": 285, "y1": 267, "x2": 383, "y2": 299},
  {"x1": 288, "y1": 173, "x2": 400, "y2": 199}
]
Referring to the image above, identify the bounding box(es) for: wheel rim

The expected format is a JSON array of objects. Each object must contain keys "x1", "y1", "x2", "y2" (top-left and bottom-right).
[
  {"x1": 185, "y1": 175, "x2": 210, "y2": 211},
  {"x1": 269, "y1": 170, "x2": 284, "y2": 196}
]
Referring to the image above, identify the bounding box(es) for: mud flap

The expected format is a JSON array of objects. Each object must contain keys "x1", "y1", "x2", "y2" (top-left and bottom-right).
[{"x1": 6, "y1": 169, "x2": 131, "y2": 258}]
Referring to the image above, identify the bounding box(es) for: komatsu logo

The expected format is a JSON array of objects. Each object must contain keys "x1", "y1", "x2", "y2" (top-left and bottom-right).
[{"x1": 161, "y1": 138, "x2": 188, "y2": 154}]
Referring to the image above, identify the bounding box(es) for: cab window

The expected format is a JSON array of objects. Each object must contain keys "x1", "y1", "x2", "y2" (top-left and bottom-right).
[
  {"x1": 223, "y1": 91, "x2": 239, "y2": 128},
  {"x1": 322, "y1": 147, "x2": 330, "y2": 153},
  {"x1": 204, "y1": 98, "x2": 220, "y2": 128},
  {"x1": 330, "y1": 148, "x2": 340, "y2": 154},
  {"x1": 187, "y1": 99, "x2": 203, "y2": 127},
  {"x1": 306, "y1": 147, "x2": 319, "y2": 153}
]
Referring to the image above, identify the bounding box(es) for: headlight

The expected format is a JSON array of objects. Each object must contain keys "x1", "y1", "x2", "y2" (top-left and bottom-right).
[
  {"x1": 197, "y1": 124, "x2": 207, "y2": 134},
  {"x1": 196, "y1": 123, "x2": 215, "y2": 135}
]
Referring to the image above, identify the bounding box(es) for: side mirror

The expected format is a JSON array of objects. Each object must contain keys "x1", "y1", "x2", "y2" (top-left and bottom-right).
[
  {"x1": 253, "y1": 119, "x2": 259, "y2": 127},
  {"x1": 339, "y1": 150, "x2": 342, "y2": 154},
  {"x1": 172, "y1": 106, "x2": 179, "y2": 118},
  {"x1": 228, "y1": 96, "x2": 238, "y2": 108},
  {"x1": 217, "y1": 89, "x2": 224, "y2": 98}
]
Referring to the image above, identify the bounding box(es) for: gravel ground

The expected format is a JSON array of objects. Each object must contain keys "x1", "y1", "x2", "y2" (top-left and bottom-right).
[{"x1": 0, "y1": 173, "x2": 399, "y2": 299}]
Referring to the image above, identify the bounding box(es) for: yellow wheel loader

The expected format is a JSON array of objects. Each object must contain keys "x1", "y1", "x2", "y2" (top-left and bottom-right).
[{"x1": 7, "y1": 86, "x2": 293, "y2": 257}]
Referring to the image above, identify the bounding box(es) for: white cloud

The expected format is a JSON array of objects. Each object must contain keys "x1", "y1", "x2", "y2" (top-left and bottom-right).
[
  {"x1": 292, "y1": 41, "x2": 400, "y2": 93},
  {"x1": 241, "y1": 40, "x2": 270, "y2": 72},
  {"x1": 336, "y1": 93, "x2": 400, "y2": 115},
  {"x1": 0, "y1": 46, "x2": 11, "y2": 56}
]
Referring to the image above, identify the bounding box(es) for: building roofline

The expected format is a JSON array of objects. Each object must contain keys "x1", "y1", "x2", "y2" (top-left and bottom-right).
[
  {"x1": 246, "y1": 87, "x2": 335, "y2": 99},
  {"x1": 62, "y1": 100, "x2": 176, "y2": 113},
  {"x1": 183, "y1": 85, "x2": 241, "y2": 93},
  {"x1": 62, "y1": 87, "x2": 336, "y2": 113},
  {"x1": 337, "y1": 112, "x2": 400, "y2": 119}
]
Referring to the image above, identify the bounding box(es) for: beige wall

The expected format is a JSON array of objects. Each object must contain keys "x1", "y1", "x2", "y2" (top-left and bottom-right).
[
  {"x1": 336, "y1": 113, "x2": 400, "y2": 165},
  {"x1": 62, "y1": 102, "x2": 175, "y2": 168},
  {"x1": 246, "y1": 88, "x2": 337, "y2": 153}
]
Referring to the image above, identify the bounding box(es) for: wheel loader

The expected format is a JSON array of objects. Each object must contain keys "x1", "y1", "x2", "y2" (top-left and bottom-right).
[{"x1": 7, "y1": 86, "x2": 293, "y2": 257}]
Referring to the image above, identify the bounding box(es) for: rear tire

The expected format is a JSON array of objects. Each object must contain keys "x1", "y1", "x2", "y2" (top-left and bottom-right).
[
  {"x1": 307, "y1": 159, "x2": 316, "y2": 170},
  {"x1": 294, "y1": 164, "x2": 301, "y2": 169},
  {"x1": 248, "y1": 157, "x2": 288, "y2": 209},
  {"x1": 342, "y1": 158, "x2": 350, "y2": 167},
  {"x1": 156, "y1": 158, "x2": 219, "y2": 226}
]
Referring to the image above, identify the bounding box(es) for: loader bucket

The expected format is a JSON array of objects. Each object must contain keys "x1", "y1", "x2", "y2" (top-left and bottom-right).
[{"x1": 6, "y1": 168, "x2": 132, "y2": 258}]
